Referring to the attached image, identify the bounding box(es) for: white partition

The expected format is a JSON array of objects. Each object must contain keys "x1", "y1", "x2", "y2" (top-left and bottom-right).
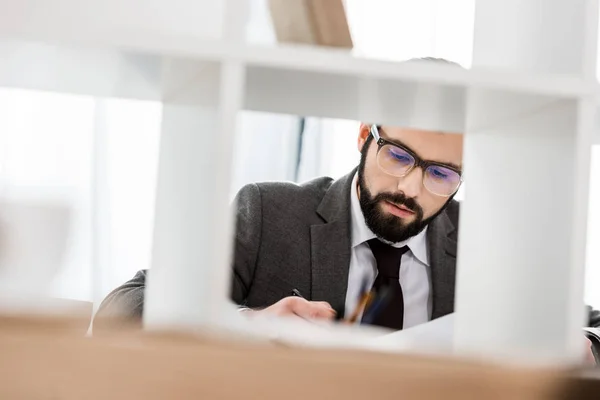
[
  {"x1": 454, "y1": 0, "x2": 599, "y2": 364},
  {"x1": 144, "y1": 0, "x2": 249, "y2": 329}
]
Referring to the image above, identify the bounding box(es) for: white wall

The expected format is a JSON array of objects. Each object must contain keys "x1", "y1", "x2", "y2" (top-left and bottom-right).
[
  {"x1": 0, "y1": 88, "x2": 94, "y2": 301},
  {"x1": 230, "y1": 111, "x2": 300, "y2": 197},
  {"x1": 346, "y1": 0, "x2": 475, "y2": 66}
]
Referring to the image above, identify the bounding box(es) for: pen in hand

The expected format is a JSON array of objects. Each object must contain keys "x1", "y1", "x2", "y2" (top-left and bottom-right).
[
  {"x1": 290, "y1": 288, "x2": 337, "y2": 320},
  {"x1": 244, "y1": 289, "x2": 335, "y2": 320},
  {"x1": 361, "y1": 286, "x2": 393, "y2": 324},
  {"x1": 343, "y1": 275, "x2": 372, "y2": 324}
]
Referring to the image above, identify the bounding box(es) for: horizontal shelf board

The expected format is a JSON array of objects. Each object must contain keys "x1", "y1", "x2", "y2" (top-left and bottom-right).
[
  {"x1": 0, "y1": 0, "x2": 224, "y2": 42},
  {"x1": 241, "y1": 44, "x2": 596, "y2": 99},
  {"x1": 244, "y1": 66, "x2": 468, "y2": 132},
  {"x1": 0, "y1": 40, "x2": 222, "y2": 104},
  {"x1": 1, "y1": 39, "x2": 599, "y2": 140},
  {"x1": 0, "y1": 23, "x2": 597, "y2": 98}
]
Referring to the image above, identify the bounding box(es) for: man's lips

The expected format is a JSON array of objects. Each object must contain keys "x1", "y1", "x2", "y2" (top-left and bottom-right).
[{"x1": 382, "y1": 200, "x2": 415, "y2": 218}]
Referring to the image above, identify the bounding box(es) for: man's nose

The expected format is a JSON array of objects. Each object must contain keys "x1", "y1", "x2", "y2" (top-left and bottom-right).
[{"x1": 397, "y1": 167, "x2": 423, "y2": 198}]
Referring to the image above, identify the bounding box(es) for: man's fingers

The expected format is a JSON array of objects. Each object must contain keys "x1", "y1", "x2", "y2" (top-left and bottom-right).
[
  {"x1": 313, "y1": 301, "x2": 336, "y2": 311},
  {"x1": 288, "y1": 298, "x2": 336, "y2": 320},
  {"x1": 311, "y1": 301, "x2": 337, "y2": 318}
]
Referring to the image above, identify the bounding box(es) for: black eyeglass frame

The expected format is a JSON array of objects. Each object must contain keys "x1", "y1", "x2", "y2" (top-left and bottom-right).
[{"x1": 370, "y1": 124, "x2": 463, "y2": 197}]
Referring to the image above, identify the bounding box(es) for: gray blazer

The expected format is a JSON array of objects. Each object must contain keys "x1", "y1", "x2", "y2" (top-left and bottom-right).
[
  {"x1": 230, "y1": 169, "x2": 458, "y2": 319},
  {"x1": 95, "y1": 169, "x2": 600, "y2": 330}
]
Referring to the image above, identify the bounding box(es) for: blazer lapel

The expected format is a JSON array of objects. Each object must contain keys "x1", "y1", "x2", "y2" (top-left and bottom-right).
[
  {"x1": 427, "y1": 209, "x2": 458, "y2": 319},
  {"x1": 310, "y1": 170, "x2": 356, "y2": 318}
]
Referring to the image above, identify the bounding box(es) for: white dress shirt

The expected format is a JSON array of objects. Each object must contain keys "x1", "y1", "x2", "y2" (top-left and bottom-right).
[{"x1": 344, "y1": 173, "x2": 432, "y2": 329}]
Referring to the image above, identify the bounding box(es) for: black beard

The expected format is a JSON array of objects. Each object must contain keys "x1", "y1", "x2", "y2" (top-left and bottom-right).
[{"x1": 357, "y1": 139, "x2": 452, "y2": 243}]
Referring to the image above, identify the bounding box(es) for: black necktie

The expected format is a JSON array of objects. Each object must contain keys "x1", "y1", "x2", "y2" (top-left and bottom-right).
[{"x1": 363, "y1": 239, "x2": 408, "y2": 330}]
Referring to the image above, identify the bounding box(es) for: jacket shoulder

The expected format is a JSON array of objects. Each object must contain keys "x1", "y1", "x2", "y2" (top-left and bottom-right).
[{"x1": 253, "y1": 176, "x2": 334, "y2": 210}]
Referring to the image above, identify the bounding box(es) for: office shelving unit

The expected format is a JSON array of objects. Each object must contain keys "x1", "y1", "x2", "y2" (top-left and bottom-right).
[{"x1": 1, "y1": 0, "x2": 599, "y2": 366}]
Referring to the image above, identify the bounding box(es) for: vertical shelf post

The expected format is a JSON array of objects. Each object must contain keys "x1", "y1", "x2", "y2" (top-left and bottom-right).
[
  {"x1": 144, "y1": 0, "x2": 248, "y2": 330},
  {"x1": 454, "y1": 0, "x2": 599, "y2": 364}
]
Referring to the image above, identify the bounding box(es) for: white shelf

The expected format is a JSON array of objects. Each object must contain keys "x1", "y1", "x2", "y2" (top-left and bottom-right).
[
  {"x1": 0, "y1": 0, "x2": 596, "y2": 101},
  {"x1": 1, "y1": 0, "x2": 591, "y2": 100},
  {"x1": 0, "y1": 0, "x2": 225, "y2": 43},
  {"x1": 243, "y1": 45, "x2": 596, "y2": 98},
  {"x1": 1, "y1": 0, "x2": 599, "y2": 365},
  {"x1": 453, "y1": 0, "x2": 598, "y2": 365},
  {"x1": 0, "y1": 40, "x2": 167, "y2": 100},
  {"x1": 2, "y1": 37, "x2": 596, "y2": 97},
  {"x1": 2, "y1": 38, "x2": 599, "y2": 135}
]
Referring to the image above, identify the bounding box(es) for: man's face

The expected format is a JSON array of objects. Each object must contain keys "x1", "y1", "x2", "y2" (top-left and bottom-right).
[{"x1": 357, "y1": 124, "x2": 464, "y2": 243}]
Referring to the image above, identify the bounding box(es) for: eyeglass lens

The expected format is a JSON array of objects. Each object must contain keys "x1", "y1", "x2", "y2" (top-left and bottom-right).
[{"x1": 377, "y1": 144, "x2": 460, "y2": 196}]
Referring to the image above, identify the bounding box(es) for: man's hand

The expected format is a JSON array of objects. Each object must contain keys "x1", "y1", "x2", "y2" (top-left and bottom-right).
[{"x1": 244, "y1": 296, "x2": 336, "y2": 321}]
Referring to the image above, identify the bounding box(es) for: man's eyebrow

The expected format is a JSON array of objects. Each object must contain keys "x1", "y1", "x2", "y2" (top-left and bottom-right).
[{"x1": 379, "y1": 128, "x2": 463, "y2": 172}]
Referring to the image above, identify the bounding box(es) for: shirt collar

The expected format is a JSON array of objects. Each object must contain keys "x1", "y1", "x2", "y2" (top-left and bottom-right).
[{"x1": 349, "y1": 172, "x2": 429, "y2": 266}]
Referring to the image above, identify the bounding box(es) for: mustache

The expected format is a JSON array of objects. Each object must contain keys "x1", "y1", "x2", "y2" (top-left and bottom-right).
[{"x1": 370, "y1": 192, "x2": 421, "y2": 214}]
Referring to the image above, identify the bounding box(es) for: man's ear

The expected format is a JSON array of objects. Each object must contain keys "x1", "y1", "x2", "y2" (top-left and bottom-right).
[{"x1": 357, "y1": 123, "x2": 371, "y2": 152}]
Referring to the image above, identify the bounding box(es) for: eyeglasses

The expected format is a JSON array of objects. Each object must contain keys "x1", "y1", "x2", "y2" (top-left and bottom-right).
[{"x1": 370, "y1": 125, "x2": 463, "y2": 197}]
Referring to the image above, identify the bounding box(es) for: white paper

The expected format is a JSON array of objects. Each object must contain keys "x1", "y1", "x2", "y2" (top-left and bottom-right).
[
  {"x1": 366, "y1": 314, "x2": 455, "y2": 354},
  {"x1": 236, "y1": 313, "x2": 391, "y2": 350},
  {"x1": 230, "y1": 306, "x2": 456, "y2": 355}
]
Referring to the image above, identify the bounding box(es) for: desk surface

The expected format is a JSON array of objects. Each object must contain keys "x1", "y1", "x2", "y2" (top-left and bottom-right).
[{"x1": 1, "y1": 315, "x2": 599, "y2": 400}]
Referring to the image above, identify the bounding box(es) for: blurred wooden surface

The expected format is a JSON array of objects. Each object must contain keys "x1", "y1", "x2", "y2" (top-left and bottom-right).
[
  {"x1": 268, "y1": 0, "x2": 353, "y2": 48},
  {"x1": 0, "y1": 315, "x2": 599, "y2": 399}
]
